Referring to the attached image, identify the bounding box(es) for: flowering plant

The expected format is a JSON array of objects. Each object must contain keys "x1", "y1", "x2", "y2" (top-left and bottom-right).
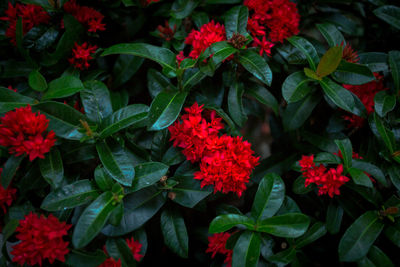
[{"x1": 1, "y1": 0, "x2": 400, "y2": 266}]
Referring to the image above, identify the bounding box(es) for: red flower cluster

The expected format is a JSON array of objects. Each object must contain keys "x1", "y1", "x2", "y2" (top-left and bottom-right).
[
  {"x1": 185, "y1": 20, "x2": 227, "y2": 59},
  {"x1": 169, "y1": 103, "x2": 259, "y2": 197},
  {"x1": 99, "y1": 237, "x2": 143, "y2": 266},
  {"x1": 63, "y1": 0, "x2": 106, "y2": 33},
  {"x1": 341, "y1": 43, "x2": 360, "y2": 64},
  {"x1": 299, "y1": 155, "x2": 350, "y2": 197},
  {"x1": 69, "y1": 42, "x2": 97, "y2": 70},
  {"x1": 157, "y1": 21, "x2": 176, "y2": 41},
  {"x1": 244, "y1": 0, "x2": 300, "y2": 55},
  {"x1": 11, "y1": 213, "x2": 71, "y2": 266},
  {"x1": 7, "y1": 85, "x2": 17, "y2": 92},
  {"x1": 0, "y1": 2, "x2": 50, "y2": 45},
  {"x1": 0, "y1": 105, "x2": 56, "y2": 161},
  {"x1": 206, "y1": 233, "x2": 233, "y2": 266},
  {"x1": 0, "y1": 168, "x2": 17, "y2": 214},
  {"x1": 343, "y1": 73, "x2": 387, "y2": 128}
]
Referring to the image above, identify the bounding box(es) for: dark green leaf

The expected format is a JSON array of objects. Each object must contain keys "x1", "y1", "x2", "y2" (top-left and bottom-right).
[
  {"x1": 267, "y1": 248, "x2": 296, "y2": 265},
  {"x1": 296, "y1": 222, "x2": 327, "y2": 248},
  {"x1": 287, "y1": 36, "x2": 320, "y2": 71},
  {"x1": 352, "y1": 160, "x2": 387, "y2": 187},
  {"x1": 251, "y1": 173, "x2": 285, "y2": 222},
  {"x1": 209, "y1": 41, "x2": 237, "y2": 65},
  {"x1": 112, "y1": 55, "x2": 144, "y2": 88},
  {"x1": 209, "y1": 214, "x2": 255, "y2": 233},
  {"x1": 246, "y1": 83, "x2": 279, "y2": 115},
  {"x1": 127, "y1": 162, "x2": 169, "y2": 193},
  {"x1": 335, "y1": 138, "x2": 352, "y2": 169},
  {"x1": 338, "y1": 211, "x2": 384, "y2": 262},
  {"x1": 106, "y1": 238, "x2": 137, "y2": 267},
  {"x1": 282, "y1": 93, "x2": 320, "y2": 131},
  {"x1": 374, "y1": 91, "x2": 396, "y2": 117},
  {"x1": 147, "y1": 69, "x2": 173, "y2": 98},
  {"x1": 42, "y1": 75, "x2": 84, "y2": 100},
  {"x1": 388, "y1": 166, "x2": 400, "y2": 191},
  {"x1": 171, "y1": 0, "x2": 199, "y2": 19},
  {"x1": 373, "y1": 5, "x2": 400, "y2": 30},
  {"x1": 232, "y1": 231, "x2": 261, "y2": 267},
  {"x1": 367, "y1": 246, "x2": 394, "y2": 267},
  {"x1": 316, "y1": 46, "x2": 343, "y2": 77},
  {"x1": 94, "y1": 166, "x2": 115, "y2": 191},
  {"x1": 228, "y1": 82, "x2": 247, "y2": 127},
  {"x1": 348, "y1": 168, "x2": 374, "y2": 188},
  {"x1": 0, "y1": 86, "x2": 34, "y2": 103},
  {"x1": 28, "y1": 69, "x2": 47, "y2": 91},
  {"x1": 147, "y1": 90, "x2": 188, "y2": 131},
  {"x1": 1, "y1": 219, "x2": 19, "y2": 254},
  {"x1": 237, "y1": 50, "x2": 273, "y2": 86},
  {"x1": 359, "y1": 52, "x2": 388, "y2": 72},
  {"x1": 81, "y1": 81, "x2": 113, "y2": 123},
  {"x1": 1, "y1": 155, "x2": 23, "y2": 189},
  {"x1": 372, "y1": 112, "x2": 395, "y2": 153},
  {"x1": 182, "y1": 68, "x2": 207, "y2": 90},
  {"x1": 316, "y1": 23, "x2": 345, "y2": 47},
  {"x1": 388, "y1": 51, "x2": 400, "y2": 93},
  {"x1": 224, "y1": 6, "x2": 249, "y2": 38},
  {"x1": 333, "y1": 60, "x2": 375, "y2": 85},
  {"x1": 282, "y1": 71, "x2": 314, "y2": 103},
  {"x1": 41, "y1": 180, "x2": 99, "y2": 211},
  {"x1": 257, "y1": 213, "x2": 310, "y2": 238},
  {"x1": 39, "y1": 148, "x2": 64, "y2": 189},
  {"x1": 326, "y1": 204, "x2": 343, "y2": 234},
  {"x1": 160, "y1": 207, "x2": 189, "y2": 258},
  {"x1": 292, "y1": 176, "x2": 313, "y2": 194},
  {"x1": 170, "y1": 175, "x2": 212, "y2": 208},
  {"x1": 162, "y1": 146, "x2": 185, "y2": 166},
  {"x1": 66, "y1": 250, "x2": 107, "y2": 267},
  {"x1": 72, "y1": 192, "x2": 117, "y2": 248},
  {"x1": 384, "y1": 225, "x2": 400, "y2": 247}
]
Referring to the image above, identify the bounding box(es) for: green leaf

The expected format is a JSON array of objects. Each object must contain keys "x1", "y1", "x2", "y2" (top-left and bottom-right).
[
  {"x1": 127, "y1": 162, "x2": 169, "y2": 193},
  {"x1": 367, "y1": 246, "x2": 394, "y2": 267},
  {"x1": 287, "y1": 36, "x2": 320, "y2": 71},
  {"x1": 348, "y1": 168, "x2": 373, "y2": 188},
  {"x1": 160, "y1": 207, "x2": 189, "y2": 258},
  {"x1": 209, "y1": 214, "x2": 255, "y2": 233},
  {"x1": 296, "y1": 222, "x2": 327, "y2": 248},
  {"x1": 257, "y1": 213, "x2": 310, "y2": 238},
  {"x1": 373, "y1": 5, "x2": 400, "y2": 30},
  {"x1": 96, "y1": 140, "x2": 135, "y2": 187},
  {"x1": 332, "y1": 60, "x2": 375, "y2": 85},
  {"x1": 102, "y1": 186, "x2": 166, "y2": 236},
  {"x1": 267, "y1": 247, "x2": 296, "y2": 265},
  {"x1": 95, "y1": 166, "x2": 115, "y2": 191},
  {"x1": 28, "y1": 69, "x2": 47, "y2": 91},
  {"x1": 102, "y1": 43, "x2": 176, "y2": 77},
  {"x1": 106, "y1": 238, "x2": 137, "y2": 267},
  {"x1": 39, "y1": 148, "x2": 64, "y2": 189},
  {"x1": 384, "y1": 225, "x2": 400, "y2": 248},
  {"x1": 316, "y1": 46, "x2": 343, "y2": 77},
  {"x1": 170, "y1": 175, "x2": 212, "y2": 208},
  {"x1": 99, "y1": 104, "x2": 149, "y2": 138},
  {"x1": 292, "y1": 176, "x2": 313, "y2": 194},
  {"x1": 171, "y1": 0, "x2": 199, "y2": 19},
  {"x1": 388, "y1": 166, "x2": 400, "y2": 191},
  {"x1": 162, "y1": 146, "x2": 185, "y2": 166},
  {"x1": 147, "y1": 90, "x2": 188, "y2": 131},
  {"x1": 316, "y1": 23, "x2": 345, "y2": 47},
  {"x1": 232, "y1": 231, "x2": 261, "y2": 267},
  {"x1": 147, "y1": 69, "x2": 174, "y2": 98},
  {"x1": 335, "y1": 138, "x2": 352, "y2": 169},
  {"x1": 182, "y1": 68, "x2": 207, "y2": 90},
  {"x1": 237, "y1": 50, "x2": 273, "y2": 86},
  {"x1": 282, "y1": 71, "x2": 314, "y2": 103},
  {"x1": 42, "y1": 75, "x2": 84, "y2": 100},
  {"x1": 209, "y1": 41, "x2": 237, "y2": 65},
  {"x1": 282, "y1": 93, "x2": 320, "y2": 131},
  {"x1": 1, "y1": 219, "x2": 19, "y2": 254},
  {"x1": 224, "y1": 5, "x2": 249, "y2": 38},
  {"x1": 246, "y1": 83, "x2": 279, "y2": 115},
  {"x1": 66, "y1": 250, "x2": 107, "y2": 267},
  {"x1": 112, "y1": 55, "x2": 144, "y2": 88},
  {"x1": 32, "y1": 101, "x2": 85, "y2": 140},
  {"x1": 374, "y1": 91, "x2": 396, "y2": 117},
  {"x1": 372, "y1": 112, "x2": 395, "y2": 153},
  {"x1": 41, "y1": 180, "x2": 99, "y2": 211},
  {"x1": 352, "y1": 160, "x2": 387, "y2": 187},
  {"x1": 81, "y1": 81, "x2": 113, "y2": 123},
  {"x1": 228, "y1": 82, "x2": 247, "y2": 127},
  {"x1": 72, "y1": 191, "x2": 117, "y2": 248},
  {"x1": 388, "y1": 51, "x2": 400, "y2": 93},
  {"x1": 304, "y1": 67, "x2": 321, "y2": 81},
  {"x1": 359, "y1": 52, "x2": 388, "y2": 72},
  {"x1": 0, "y1": 86, "x2": 35, "y2": 103},
  {"x1": 338, "y1": 211, "x2": 384, "y2": 262},
  {"x1": 1, "y1": 155, "x2": 24, "y2": 189},
  {"x1": 326, "y1": 204, "x2": 343, "y2": 234},
  {"x1": 251, "y1": 173, "x2": 285, "y2": 222}
]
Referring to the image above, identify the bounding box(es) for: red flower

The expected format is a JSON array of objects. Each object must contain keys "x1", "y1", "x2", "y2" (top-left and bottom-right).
[
  {"x1": 247, "y1": 17, "x2": 266, "y2": 36},
  {"x1": 68, "y1": 42, "x2": 98, "y2": 70},
  {"x1": 63, "y1": 0, "x2": 106, "y2": 32},
  {"x1": 157, "y1": 21, "x2": 176, "y2": 41},
  {"x1": 99, "y1": 257, "x2": 122, "y2": 267},
  {"x1": 206, "y1": 233, "x2": 233, "y2": 267},
  {"x1": 0, "y1": 168, "x2": 17, "y2": 214},
  {"x1": 11, "y1": 213, "x2": 71, "y2": 266},
  {"x1": 7, "y1": 85, "x2": 17, "y2": 92},
  {"x1": 334, "y1": 151, "x2": 375, "y2": 183},
  {"x1": 299, "y1": 155, "x2": 315, "y2": 170},
  {"x1": 341, "y1": 43, "x2": 359, "y2": 63},
  {"x1": 185, "y1": 20, "x2": 227, "y2": 59},
  {"x1": 0, "y1": 2, "x2": 50, "y2": 45},
  {"x1": 126, "y1": 237, "x2": 144, "y2": 261},
  {"x1": 252, "y1": 36, "x2": 275, "y2": 56},
  {"x1": 0, "y1": 105, "x2": 56, "y2": 161},
  {"x1": 343, "y1": 73, "x2": 387, "y2": 128},
  {"x1": 176, "y1": 51, "x2": 186, "y2": 65}
]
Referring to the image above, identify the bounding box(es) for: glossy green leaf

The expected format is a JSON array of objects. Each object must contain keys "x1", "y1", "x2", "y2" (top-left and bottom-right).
[
  {"x1": 42, "y1": 75, "x2": 84, "y2": 100},
  {"x1": 228, "y1": 82, "x2": 247, "y2": 127},
  {"x1": 237, "y1": 49, "x2": 273, "y2": 86},
  {"x1": 296, "y1": 222, "x2": 327, "y2": 248},
  {"x1": 348, "y1": 168, "x2": 374, "y2": 188},
  {"x1": 81, "y1": 81, "x2": 113, "y2": 123},
  {"x1": 316, "y1": 46, "x2": 343, "y2": 77},
  {"x1": 320, "y1": 77, "x2": 358, "y2": 114},
  {"x1": 171, "y1": 0, "x2": 199, "y2": 19},
  {"x1": 316, "y1": 23, "x2": 345, "y2": 47},
  {"x1": 292, "y1": 176, "x2": 313, "y2": 194},
  {"x1": 304, "y1": 67, "x2": 321, "y2": 80},
  {"x1": 232, "y1": 231, "x2": 261, "y2": 267},
  {"x1": 209, "y1": 41, "x2": 237, "y2": 65},
  {"x1": 96, "y1": 140, "x2": 135, "y2": 187},
  {"x1": 326, "y1": 204, "x2": 343, "y2": 234},
  {"x1": 209, "y1": 214, "x2": 255, "y2": 233},
  {"x1": 333, "y1": 60, "x2": 375, "y2": 85},
  {"x1": 246, "y1": 83, "x2": 279, "y2": 115},
  {"x1": 1, "y1": 155, "x2": 24, "y2": 189},
  {"x1": 338, "y1": 211, "x2": 384, "y2": 262},
  {"x1": 335, "y1": 138, "x2": 352, "y2": 169},
  {"x1": 162, "y1": 146, "x2": 185, "y2": 166},
  {"x1": 373, "y1": 5, "x2": 400, "y2": 30},
  {"x1": 374, "y1": 91, "x2": 396, "y2": 117},
  {"x1": 112, "y1": 55, "x2": 144, "y2": 88},
  {"x1": 147, "y1": 90, "x2": 188, "y2": 131},
  {"x1": 39, "y1": 148, "x2": 64, "y2": 189},
  {"x1": 160, "y1": 207, "x2": 189, "y2": 258},
  {"x1": 147, "y1": 69, "x2": 174, "y2": 99},
  {"x1": 367, "y1": 246, "x2": 394, "y2": 267},
  {"x1": 94, "y1": 166, "x2": 115, "y2": 191},
  {"x1": 257, "y1": 213, "x2": 310, "y2": 238},
  {"x1": 384, "y1": 225, "x2": 400, "y2": 248},
  {"x1": 224, "y1": 5, "x2": 249, "y2": 38},
  {"x1": 251, "y1": 173, "x2": 285, "y2": 222},
  {"x1": 388, "y1": 166, "x2": 400, "y2": 191},
  {"x1": 101, "y1": 43, "x2": 176, "y2": 76},
  {"x1": 267, "y1": 248, "x2": 296, "y2": 265},
  {"x1": 106, "y1": 238, "x2": 137, "y2": 267},
  {"x1": 282, "y1": 93, "x2": 320, "y2": 131},
  {"x1": 170, "y1": 175, "x2": 212, "y2": 208},
  {"x1": 72, "y1": 192, "x2": 117, "y2": 248},
  {"x1": 182, "y1": 68, "x2": 207, "y2": 90},
  {"x1": 282, "y1": 71, "x2": 314, "y2": 103},
  {"x1": 352, "y1": 160, "x2": 387, "y2": 187},
  {"x1": 0, "y1": 86, "x2": 35, "y2": 103},
  {"x1": 287, "y1": 36, "x2": 320, "y2": 70},
  {"x1": 66, "y1": 250, "x2": 107, "y2": 267},
  {"x1": 28, "y1": 69, "x2": 47, "y2": 91},
  {"x1": 41, "y1": 180, "x2": 99, "y2": 211},
  {"x1": 372, "y1": 112, "x2": 395, "y2": 153},
  {"x1": 359, "y1": 52, "x2": 388, "y2": 72},
  {"x1": 388, "y1": 51, "x2": 400, "y2": 93},
  {"x1": 127, "y1": 162, "x2": 169, "y2": 193}
]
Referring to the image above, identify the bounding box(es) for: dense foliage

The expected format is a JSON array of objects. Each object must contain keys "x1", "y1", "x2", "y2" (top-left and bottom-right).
[{"x1": 1, "y1": 0, "x2": 400, "y2": 266}]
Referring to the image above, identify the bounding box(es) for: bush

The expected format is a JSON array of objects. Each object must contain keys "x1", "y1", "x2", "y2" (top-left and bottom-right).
[{"x1": 0, "y1": 0, "x2": 400, "y2": 266}]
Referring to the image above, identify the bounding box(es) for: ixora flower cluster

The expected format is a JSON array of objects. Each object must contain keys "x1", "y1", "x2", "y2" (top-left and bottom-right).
[
  {"x1": 100, "y1": 238, "x2": 143, "y2": 267},
  {"x1": 244, "y1": 0, "x2": 300, "y2": 56},
  {"x1": 299, "y1": 155, "x2": 350, "y2": 197},
  {"x1": 206, "y1": 233, "x2": 233, "y2": 266},
  {"x1": 0, "y1": 105, "x2": 56, "y2": 161},
  {"x1": 169, "y1": 103, "x2": 259, "y2": 197},
  {"x1": 63, "y1": 0, "x2": 106, "y2": 33}
]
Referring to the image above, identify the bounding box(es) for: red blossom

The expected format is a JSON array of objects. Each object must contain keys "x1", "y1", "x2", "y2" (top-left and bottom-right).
[
  {"x1": 252, "y1": 36, "x2": 274, "y2": 56},
  {"x1": 176, "y1": 51, "x2": 186, "y2": 65},
  {"x1": 99, "y1": 257, "x2": 122, "y2": 267},
  {"x1": 0, "y1": 168, "x2": 17, "y2": 214},
  {"x1": 157, "y1": 21, "x2": 176, "y2": 41},
  {"x1": 334, "y1": 151, "x2": 375, "y2": 183},
  {"x1": 247, "y1": 17, "x2": 266, "y2": 36},
  {"x1": 0, "y1": 2, "x2": 50, "y2": 45},
  {"x1": 185, "y1": 20, "x2": 227, "y2": 59},
  {"x1": 341, "y1": 43, "x2": 360, "y2": 63},
  {"x1": 7, "y1": 85, "x2": 17, "y2": 92},
  {"x1": 68, "y1": 42, "x2": 98, "y2": 70},
  {"x1": 11, "y1": 213, "x2": 71, "y2": 266},
  {"x1": 63, "y1": 0, "x2": 106, "y2": 32},
  {"x1": 206, "y1": 233, "x2": 233, "y2": 267},
  {"x1": 126, "y1": 237, "x2": 144, "y2": 261},
  {"x1": 0, "y1": 105, "x2": 56, "y2": 161}
]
